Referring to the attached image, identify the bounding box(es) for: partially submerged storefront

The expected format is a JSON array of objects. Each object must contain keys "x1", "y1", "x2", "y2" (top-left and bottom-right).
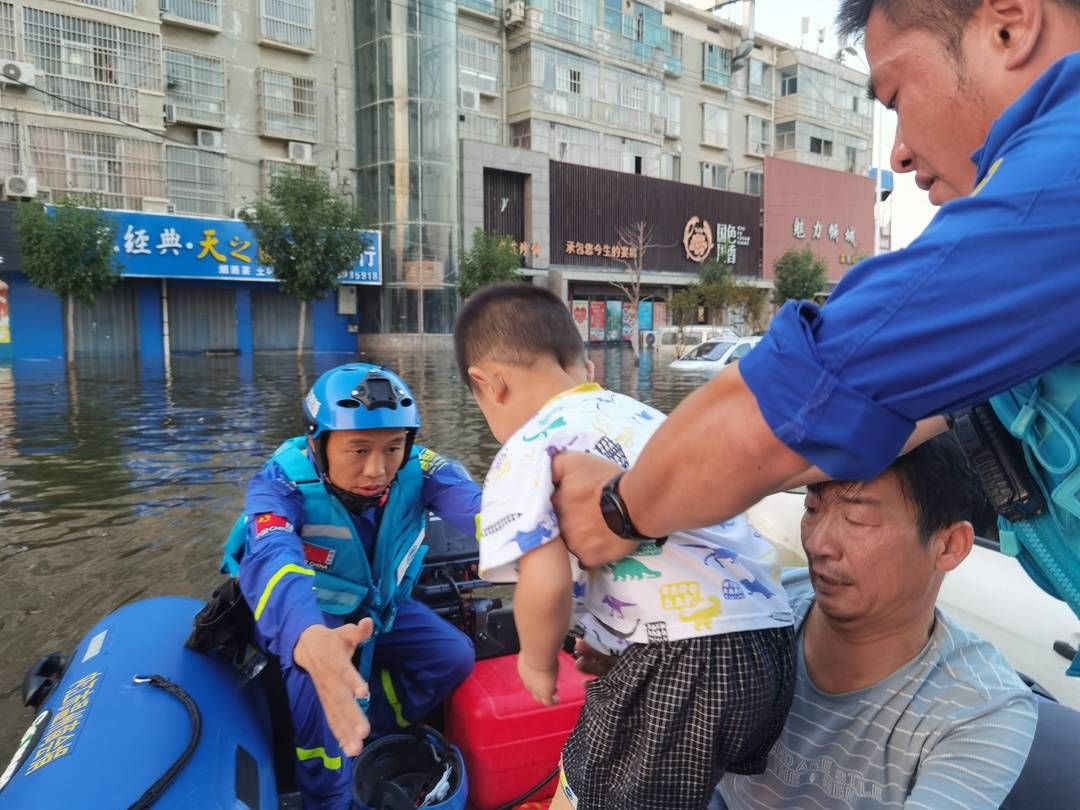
[
  {"x1": 3, "y1": 210, "x2": 382, "y2": 361},
  {"x1": 548, "y1": 161, "x2": 763, "y2": 344}
]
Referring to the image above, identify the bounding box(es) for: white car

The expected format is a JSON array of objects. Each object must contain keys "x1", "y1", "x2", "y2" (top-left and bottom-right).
[
  {"x1": 669, "y1": 336, "x2": 762, "y2": 372},
  {"x1": 746, "y1": 491, "x2": 1080, "y2": 710}
]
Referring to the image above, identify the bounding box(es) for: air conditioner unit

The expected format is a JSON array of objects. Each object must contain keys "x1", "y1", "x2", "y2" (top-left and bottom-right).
[
  {"x1": 503, "y1": 1, "x2": 525, "y2": 28},
  {"x1": 197, "y1": 129, "x2": 224, "y2": 150},
  {"x1": 141, "y1": 197, "x2": 172, "y2": 214},
  {"x1": 4, "y1": 175, "x2": 38, "y2": 199},
  {"x1": 0, "y1": 61, "x2": 35, "y2": 88},
  {"x1": 288, "y1": 141, "x2": 313, "y2": 163},
  {"x1": 163, "y1": 103, "x2": 178, "y2": 124},
  {"x1": 639, "y1": 330, "x2": 659, "y2": 351},
  {"x1": 459, "y1": 88, "x2": 480, "y2": 112}
]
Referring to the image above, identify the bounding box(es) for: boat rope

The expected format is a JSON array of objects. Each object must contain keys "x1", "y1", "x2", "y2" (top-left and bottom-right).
[{"x1": 127, "y1": 674, "x2": 202, "y2": 810}]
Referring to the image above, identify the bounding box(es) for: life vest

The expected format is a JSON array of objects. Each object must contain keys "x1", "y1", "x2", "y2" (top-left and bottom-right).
[
  {"x1": 990, "y1": 362, "x2": 1080, "y2": 676},
  {"x1": 221, "y1": 437, "x2": 429, "y2": 641}
]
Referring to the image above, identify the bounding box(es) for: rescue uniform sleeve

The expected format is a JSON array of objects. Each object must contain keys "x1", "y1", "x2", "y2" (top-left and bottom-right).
[
  {"x1": 238, "y1": 460, "x2": 325, "y2": 669},
  {"x1": 477, "y1": 440, "x2": 563, "y2": 583},
  {"x1": 417, "y1": 447, "x2": 483, "y2": 538},
  {"x1": 741, "y1": 155, "x2": 1080, "y2": 481}
]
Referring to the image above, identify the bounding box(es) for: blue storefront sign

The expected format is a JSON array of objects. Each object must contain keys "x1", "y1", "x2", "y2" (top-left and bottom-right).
[{"x1": 96, "y1": 210, "x2": 381, "y2": 285}]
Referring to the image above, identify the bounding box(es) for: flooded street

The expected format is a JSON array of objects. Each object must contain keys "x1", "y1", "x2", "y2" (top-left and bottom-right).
[{"x1": 0, "y1": 347, "x2": 709, "y2": 748}]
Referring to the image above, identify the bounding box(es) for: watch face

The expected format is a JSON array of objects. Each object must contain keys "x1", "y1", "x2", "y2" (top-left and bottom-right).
[{"x1": 600, "y1": 490, "x2": 627, "y2": 537}]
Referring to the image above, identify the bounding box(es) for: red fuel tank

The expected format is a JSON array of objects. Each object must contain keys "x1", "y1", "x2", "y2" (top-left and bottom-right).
[{"x1": 445, "y1": 651, "x2": 591, "y2": 810}]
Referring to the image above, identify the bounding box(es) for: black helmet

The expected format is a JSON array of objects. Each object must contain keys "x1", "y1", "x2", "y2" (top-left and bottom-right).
[{"x1": 352, "y1": 726, "x2": 467, "y2": 810}]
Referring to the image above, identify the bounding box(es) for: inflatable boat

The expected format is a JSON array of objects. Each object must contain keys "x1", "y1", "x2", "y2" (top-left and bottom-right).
[{"x1": 2, "y1": 518, "x2": 1079, "y2": 809}]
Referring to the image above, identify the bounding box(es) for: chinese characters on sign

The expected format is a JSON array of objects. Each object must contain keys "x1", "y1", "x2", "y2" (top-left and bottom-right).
[
  {"x1": 94, "y1": 210, "x2": 383, "y2": 285},
  {"x1": 793, "y1": 217, "x2": 857, "y2": 247},
  {"x1": 516, "y1": 241, "x2": 543, "y2": 258},
  {"x1": 714, "y1": 223, "x2": 751, "y2": 264},
  {"x1": 565, "y1": 241, "x2": 638, "y2": 259}
]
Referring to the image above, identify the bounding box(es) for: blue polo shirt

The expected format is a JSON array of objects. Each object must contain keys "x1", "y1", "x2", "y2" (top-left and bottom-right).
[{"x1": 742, "y1": 51, "x2": 1080, "y2": 481}]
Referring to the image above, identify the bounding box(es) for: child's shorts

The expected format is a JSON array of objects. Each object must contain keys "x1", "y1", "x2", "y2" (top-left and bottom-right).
[{"x1": 560, "y1": 626, "x2": 796, "y2": 810}]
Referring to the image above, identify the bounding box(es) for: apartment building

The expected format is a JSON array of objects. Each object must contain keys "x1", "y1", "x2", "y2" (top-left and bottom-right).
[
  {"x1": 0, "y1": 0, "x2": 362, "y2": 360},
  {"x1": 352, "y1": 0, "x2": 872, "y2": 339},
  {"x1": 0, "y1": 0, "x2": 354, "y2": 214}
]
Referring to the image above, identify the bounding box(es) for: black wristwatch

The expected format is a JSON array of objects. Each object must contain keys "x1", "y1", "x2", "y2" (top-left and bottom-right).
[{"x1": 600, "y1": 472, "x2": 666, "y2": 543}]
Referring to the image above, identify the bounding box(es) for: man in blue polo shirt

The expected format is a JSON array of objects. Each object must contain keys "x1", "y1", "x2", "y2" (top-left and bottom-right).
[{"x1": 550, "y1": 1, "x2": 1080, "y2": 585}]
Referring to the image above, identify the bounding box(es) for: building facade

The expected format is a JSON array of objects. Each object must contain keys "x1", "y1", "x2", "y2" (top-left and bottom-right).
[
  {"x1": 0, "y1": 0, "x2": 364, "y2": 360},
  {"x1": 359, "y1": 0, "x2": 877, "y2": 340}
]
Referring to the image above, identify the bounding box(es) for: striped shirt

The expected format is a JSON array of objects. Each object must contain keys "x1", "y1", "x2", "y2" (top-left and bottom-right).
[{"x1": 715, "y1": 570, "x2": 1037, "y2": 809}]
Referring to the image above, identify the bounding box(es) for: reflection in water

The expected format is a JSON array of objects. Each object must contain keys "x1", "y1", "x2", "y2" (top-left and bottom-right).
[{"x1": 0, "y1": 349, "x2": 710, "y2": 747}]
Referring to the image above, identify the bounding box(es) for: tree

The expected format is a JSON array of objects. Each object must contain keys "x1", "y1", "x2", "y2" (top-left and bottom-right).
[
  {"x1": 458, "y1": 229, "x2": 523, "y2": 299},
  {"x1": 14, "y1": 197, "x2": 121, "y2": 367},
  {"x1": 610, "y1": 221, "x2": 662, "y2": 366},
  {"x1": 697, "y1": 258, "x2": 735, "y2": 326},
  {"x1": 728, "y1": 283, "x2": 769, "y2": 334},
  {"x1": 772, "y1": 248, "x2": 828, "y2": 306},
  {"x1": 241, "y1": 170, "x2": 369, "y2": 357},
  {"x1": 669, "y1": 286, "x2": 699, "y2": 329}
]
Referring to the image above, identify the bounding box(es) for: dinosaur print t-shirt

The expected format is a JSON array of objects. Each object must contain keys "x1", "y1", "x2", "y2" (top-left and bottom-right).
[{"x1": 478, "y1": 384, "x2": 793, "y2": 654}]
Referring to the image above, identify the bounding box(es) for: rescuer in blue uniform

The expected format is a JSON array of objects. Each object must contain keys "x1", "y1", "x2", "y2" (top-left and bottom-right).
[{"x1": 222, "y1": 363, "x2": 480, "y2": 809}]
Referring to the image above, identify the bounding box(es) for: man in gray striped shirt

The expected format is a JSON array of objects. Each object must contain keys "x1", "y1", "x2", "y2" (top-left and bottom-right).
[{"x1": 713, "y1": 435, "x2": 1037, "y2": 809}]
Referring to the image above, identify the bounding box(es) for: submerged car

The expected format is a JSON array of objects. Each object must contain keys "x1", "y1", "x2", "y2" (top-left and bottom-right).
[{"x1": 669, "y1": 336, "x2": 762, "y2": 371}]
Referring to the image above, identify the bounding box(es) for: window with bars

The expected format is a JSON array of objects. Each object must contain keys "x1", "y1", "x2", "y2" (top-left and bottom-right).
[
  {"x1": 458, "y1": 32, "x2": 498, "y2": 95},
  {"x1": 555, "y1": 0, "x2": 582, "y2": 21},
  {"x1": 701, "y1": 103, "x2": 729, "y2": 148},
  {"x1": 260, "y1": 0, "x2": 314, "y2": 50},
  {"x1": 260, "y1": 69, "x2": 318, "y2": 141},
  {"x1": 75, "y1": 0, "x2": 136, "y2": 13},
  {"x1": 164, "y1": 48, "x2": 225, "y2": 127},
  {"x1": 23, "y1": 8, "x2": 161, "y2": 122},
  {"x1": 164, "y1": 0, "x2": 221, "y2": 27},
  {"x1": 27, "y1": 126, "x2": 164, "y2": 208},
  {"x1": 556, "y1": 66, "x2": 581, "y2": 94},
  {"x1": 0, "y1": 3, "x2": 15, "y2": 61},
  {"x1": 745, "y1": 115, "x2": 771, "y2": 154},
  {"x1": 0, "y1": 119, "x2": 18, "y2": 177},
  {"x1": 619, "y1": 83, "x2": 644, "y2": 111},
  {"x1": 166, "y1": 145, "x2": 226, "y2": 215},
  {"x1": 702, "y1": 44, "x2": 731, "y2": 87},
  {"x1": 261, "y1": 159, "x2": 317, "y2": 192}
]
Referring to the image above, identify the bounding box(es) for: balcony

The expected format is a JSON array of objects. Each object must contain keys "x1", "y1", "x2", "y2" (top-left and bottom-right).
[{"x1": 458, "y1": 0, "x2": 497, "y2": 16}]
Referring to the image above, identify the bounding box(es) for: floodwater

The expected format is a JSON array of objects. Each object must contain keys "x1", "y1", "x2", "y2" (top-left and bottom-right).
[{"x1": 0, "y1": 347, "x2": 711, "y2": 750}]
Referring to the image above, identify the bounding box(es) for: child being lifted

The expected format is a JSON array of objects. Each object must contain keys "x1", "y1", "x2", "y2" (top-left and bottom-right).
[{"x1": 453, "y1": 283, "x2": 796, "y2": 810}]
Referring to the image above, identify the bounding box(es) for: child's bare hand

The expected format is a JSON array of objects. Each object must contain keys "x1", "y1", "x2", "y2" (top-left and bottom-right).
[{"x1": 518, "y1": 654, "x2": 560, "y2": 706}]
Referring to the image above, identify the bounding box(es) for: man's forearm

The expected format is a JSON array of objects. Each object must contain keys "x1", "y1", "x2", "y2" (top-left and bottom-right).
[{"x1": 621, "y1": 365, "x2": 810, "y2": 537}]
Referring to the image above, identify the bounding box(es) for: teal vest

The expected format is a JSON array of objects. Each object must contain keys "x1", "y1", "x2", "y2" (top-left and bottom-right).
[
  {"x1": 990, "y1": 362, "x2": 1080, "y2": 676},
  {"x1": 221, "y1": 437, "x2": 429, "y2": 638}
]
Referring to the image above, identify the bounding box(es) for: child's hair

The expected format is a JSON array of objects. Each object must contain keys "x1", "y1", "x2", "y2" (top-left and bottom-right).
[{"x1": 454, "y1": 282, "x2": 585, "y2": 384}]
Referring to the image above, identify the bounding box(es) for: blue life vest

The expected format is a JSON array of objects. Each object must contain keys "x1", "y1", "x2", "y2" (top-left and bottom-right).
[
  {"x1": 221, "y1": 437, "x2": 429, "y2": 641},
  {"x1": 990, "y1": 362, "x2": 1080, "y2": 676}
]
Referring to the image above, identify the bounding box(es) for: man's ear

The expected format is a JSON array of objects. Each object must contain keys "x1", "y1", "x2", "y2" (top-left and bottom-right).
[
  {"x1": 467, "y1": 364, "x2": 508, "y2": 403},
  {"x1": 932, "y1": 520, "x2": 975, "y2": 573},
  {"x1": 985, "y1": 0, "x2": 1043, "y2": 71}
]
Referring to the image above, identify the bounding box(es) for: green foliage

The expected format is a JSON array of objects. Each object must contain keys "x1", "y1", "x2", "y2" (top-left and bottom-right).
[
  {"x1": 668, "y1": 286, "x2": 699, "y2": 328},
  {"x1": 240, "y1": 170, "x2": 369, "y2": 301},
  {"x1": 728, "y1": 283, "x2": 769, "y2": 333},
  {"x1": 458, "y1": 228, "x2": 523, "y2": 299},
  {"x1": 14, "y1": 197, "x2": 121, "y2": 304},
  {"x1": 772, "y1": 248, "x2": 828, "y2": 306}
]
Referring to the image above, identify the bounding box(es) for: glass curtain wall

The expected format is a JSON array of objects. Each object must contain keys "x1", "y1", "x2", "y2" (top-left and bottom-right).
[{"x1": 356, "y1": 0, "x2": 458, "y2": 334}]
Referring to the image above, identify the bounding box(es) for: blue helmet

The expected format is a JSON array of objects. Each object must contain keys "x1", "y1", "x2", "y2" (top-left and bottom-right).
[
  {"x1": 303, "y1": 363, "x2": 420, "y2": 440},
  {"x1": 352, "y1": 725, "x2": 468, "y2": 810}
]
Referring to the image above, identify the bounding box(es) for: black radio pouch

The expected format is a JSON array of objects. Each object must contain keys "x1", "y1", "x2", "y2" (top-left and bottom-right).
[
  {"x1": 185, "y1": 577, "x2": 256, "y2": 668},
  {"x1": 951, "y1": 403, "x2": 1046, "y2": 524}
]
